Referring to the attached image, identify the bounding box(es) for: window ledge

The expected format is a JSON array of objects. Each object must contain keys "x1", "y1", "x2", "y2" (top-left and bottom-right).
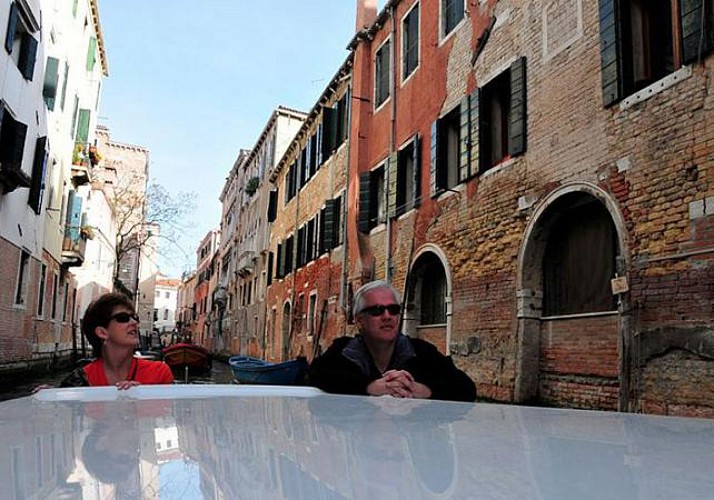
[
  {"x1": 396, "y1": 207, "x2": 416, "y2": 222},
  {"x1": 416, "y1": 323, "x2": 447, "y2": 329},
  {"x1": 481, "y1": 157, "x2": 516, "y2": 178},
  {"x1": 369, "y1": 223, "x2": 387, "y2": 235},
  {"x1": 619, "y1": 66, "x2": 692, "y2": 111},
  {"x1": 541, "y1": 310, "x2": 618, "y2": 321}
]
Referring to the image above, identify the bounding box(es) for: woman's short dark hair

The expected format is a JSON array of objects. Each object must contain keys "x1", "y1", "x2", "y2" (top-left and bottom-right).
[{"x1": 82, "y1": 293, "x2": 135, "y2": 357}]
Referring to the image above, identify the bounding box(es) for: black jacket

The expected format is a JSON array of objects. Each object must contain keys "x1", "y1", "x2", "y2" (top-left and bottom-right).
[{"x1": 309, "y1": 335, "x2": 476, "y2": 402}]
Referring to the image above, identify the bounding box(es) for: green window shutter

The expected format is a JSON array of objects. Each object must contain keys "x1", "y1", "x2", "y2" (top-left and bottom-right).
[
  {"x1": 28, "y1": 136, "x2": 47, "y2": 214},
  {"x1": 296, "y1": 226, "x2": 305, "y2": 268},
  {"x1": 508, "y1": 56, "x2": 527, "y2": 157},
  {"x1": 321, "y1": 107, "x2": 337, "y2": 160},
  {"x1": 412, "y1": 134, "x2": 421, "y2": 209},
  {"x1": 43, "y1": 57, "x2": 60, "y2": 109},
  {"x1": 72, "y1": 0, "x2": 79, "y2": 17},
  {"x1": 599, "y1": 0, "x2": 621, "y2": 107},
  {"x1": 65, "y1": 191, "x2": 83, "y2": 241},
  {"x1": 681, "y1": 0, "x2": 714, "y2": 63},
  {"x1": 285, "y1": 235, "x2": 294, "y2": 274},
  {"x1": 86, "y1": 37, "x2": 97, "y2": 71},
  {"x1": 358, "y1": 171, "x2": 372, "y2": 233},
  {"x1": 458, "y1": 95, "x2": 470, "y2": 182},
  {"x1": 8, "y1": 118, "x2": 27, "y2": 169},
  {"x1": 429, "y1": 121, "x2": 438, "y2": 197},
  {"x1": 307, "y1": 218, "x2": 315, "y2": 262},
  {"x1": 5, "y1": 3, "x2": 18, "y2": 54},
  {"x1": 387, "y1": 152, "x2": 398, "y2": 217},
  {"x1": 75, "y1": 109, "x2": 91, "y2": 143},
  {"x1": 322, "y1": 199, "x2": 336, "y2": 251},
  {"x1": 316, "y1": 124, "x2": 323, "y2": 166},
  {"x1": 468, "y1": 88, "x2": 480, "y2": 176}
]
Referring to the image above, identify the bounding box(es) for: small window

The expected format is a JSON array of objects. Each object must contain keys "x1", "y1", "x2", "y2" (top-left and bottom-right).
[
  {"x1": 375, "y1": 38, "x2": 391, "y2": 108},
  {"x1": 165, "y1": 291, "x2": 170, "y2": 299},
  {"x1": 4, "y1": 2, "x2": 38, "y2": 81},
  {"x1": 155, "y1": 290, "x2": 160, "y2": 298},
  {"x1": 402, "y1": 3, "x2": 420, "y2": 81},
  {"x1": 163, "y1": 309, "x2": 169, "y2": 320},
  {"x1": 395, "y1": 136, "x2": 420, "y2": 215},
  {"x1": 308, "y1": 293, "x2": 317, "y2": 335},
  {"x1": 14, "y1": 250, "x2": 30, "y2": 306},
  {"x1": 480, "y1": 71, "x2": 510, "y2": 170},
  {"x1": 442, "y1": 0, "x2": 465, "y2": 38},
  {"x1": 359, "y1": 165, "x2": 385, "y2": 232},
  {"x1": 434, "y1": 106, "x2": 461, "y2": 191},
  {"x1": 51, "y1": 273, "x2": 59, "y2": 319},
  {"x1": 37, "y1": 263, "x2": 47, "y2": 317},
  {"x1": 153, "y1": 309, "x2": 158, "y2": 321}
]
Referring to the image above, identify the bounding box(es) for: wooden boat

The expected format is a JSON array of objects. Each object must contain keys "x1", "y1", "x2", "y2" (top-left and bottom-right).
[
  {"x1": 134, "y1": 349, "x2": 164, "y2": 361},
  {"x1": 229, "y1": 356, "x2": 308, "y2": 385},
  {"x1": 162, "y1": 343, "x2": 212, "y2": 374}
]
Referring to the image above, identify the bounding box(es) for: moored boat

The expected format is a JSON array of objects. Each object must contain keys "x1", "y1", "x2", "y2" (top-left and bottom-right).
[
  {"x1": 229, "y1": 356, "x2": 308, "y2": 385},
  {"x1": 162, "y1": 343, "x2": 212, "y2": 375}
]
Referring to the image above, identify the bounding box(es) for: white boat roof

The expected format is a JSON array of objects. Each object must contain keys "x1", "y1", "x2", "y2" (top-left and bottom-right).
[{"x1": 3, "y1": 384, "x2": 714, "y2": 499}]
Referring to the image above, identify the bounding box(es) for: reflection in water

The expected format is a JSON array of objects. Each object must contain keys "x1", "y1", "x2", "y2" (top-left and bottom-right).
[{"x1": 3, "y1": 392, "x2": 714, "y2": 499}]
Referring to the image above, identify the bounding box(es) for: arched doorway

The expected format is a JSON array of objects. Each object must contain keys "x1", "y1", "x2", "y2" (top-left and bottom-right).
[
  {"x1": 516, "y1": 185, "x2": 629, "y2": 410},
  {"x1": 405, "y1": 247, "x2": 452, "y2": 354}
]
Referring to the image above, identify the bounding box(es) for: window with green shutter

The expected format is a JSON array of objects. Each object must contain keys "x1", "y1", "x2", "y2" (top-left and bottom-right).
[
  {"x1": 86, "y1": 36, "x2": 97, "y2": 71},
  {"x1": 75, "y1": 109, "x2": 91, "y2": 143},
  {"x1": 43, "y1": 57, "x2": 60, "y2": 110},
  {"x1": 374, "y1": 39, "x2": 391, "y2": 108}
]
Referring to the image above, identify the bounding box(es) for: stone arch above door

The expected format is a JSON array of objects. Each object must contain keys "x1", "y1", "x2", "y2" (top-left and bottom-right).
[
  {"x1": 405, "y1": 244, "x2": 453, "y2": 354},
  {"x1": 515, "y1": 182, "x2": 630, "y2": 408}
]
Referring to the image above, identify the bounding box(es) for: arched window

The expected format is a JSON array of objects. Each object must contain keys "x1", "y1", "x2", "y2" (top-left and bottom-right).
[
  {"x1": 543, "y1": 197, "x2": 618, "y2": 315},
  {"x1": 409, "y1": 252, "x2": 447, "y2": 326}
]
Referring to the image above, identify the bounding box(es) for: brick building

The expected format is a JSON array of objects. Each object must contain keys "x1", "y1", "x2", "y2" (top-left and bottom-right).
[
  {"x1": 194, "y1": 229, "x2": 219, "y2": 348},
  {"x1": 336, "y1": 0, "x2": 714, "y2": 416}
]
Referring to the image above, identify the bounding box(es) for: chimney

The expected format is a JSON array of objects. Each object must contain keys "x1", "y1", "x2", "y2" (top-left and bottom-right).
[{"x1": 356, "y1": 0, "x2": 378, "y2": 31}]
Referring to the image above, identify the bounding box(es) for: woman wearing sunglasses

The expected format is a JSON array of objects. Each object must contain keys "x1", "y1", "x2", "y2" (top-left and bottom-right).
[
  {"x1": 309, "y1": 280, "x2": 475, "y2": 402},
  {"x1": 59, "y1": 293, "x2": 174, "y2": 388}
]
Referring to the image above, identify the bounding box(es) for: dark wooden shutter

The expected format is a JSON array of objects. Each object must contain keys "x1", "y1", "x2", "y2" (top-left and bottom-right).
[
  {"x1": 681, "y1": 0, "x2": 714, "y2": 63},
  {"x1": 267, "y1": 189, "x2": 277, "y2": 222},
  {"x1": 19, "y1": 32, "x2": 37, "y2": 81},
  {"x1": 322, "y1": 199, "x2": 336, "y2": 250},
  {"x1": 412, "y1": 134, "x2": 421, "y2": 209},
  {"x1": 322, "y1": 107, "x2": 337, "y2": 160},
  {"x1": 10, "y1": 117, "x2": 27, "y2": 169},
  {"x1": 509, "y1": 56, "x2": 527, "y2": 156},
  {"x1": 358, "y1": 171, "x2": 371, "y2": 233},
  {"x1": 316, "y1": 124, "x2": 323, "y2": 166},
  {"x1": 296, "y1": 226, "x2": 305, "y2": 268},
  {"x1": 333, "y1": 195, "x2": 343, "y2": 246},
  {"x1": 276, "y1": 243, "x2": 284, "y2": 279},
  {"x1": 599, "y1": 0, "x2": 621, "y2": 107},
  {"x1": 468, "y1": 88, "x2": 480, "y2": 176},
  {"x1": 5, "y1": 3, "x2": 18, "y2": 54},
  {"x1": 429, "y1": 121, "x2": 438, "y2": 196},
  {"x1": 285, "y1": 235, "x2": 294, "y2": 274},
  {"x1": 307, "y1": 218, "x2": 315, "y2": 262},
  {"x1": 267, "y1": 252, "x2": 274, "y2": 285},
  {"x1": 43, "y1": 57, "x2": 59, "y2": 109},
  {"x1": 28, "y1": 136, "x2": 47, "y2": 214},
  {"x1": 458, "y1": 96, "x2": 470, "y2": 182},
  {"x1": 387, "y1": 152, "x2": 398, "y2": 217}
]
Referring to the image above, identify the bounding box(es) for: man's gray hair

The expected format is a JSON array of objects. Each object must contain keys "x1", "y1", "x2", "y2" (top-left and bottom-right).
[{"x1": 352, "y1": 280, "x2": 401, "y2": 317}]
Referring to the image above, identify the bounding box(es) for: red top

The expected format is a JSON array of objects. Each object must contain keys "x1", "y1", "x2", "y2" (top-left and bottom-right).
[{"x1": 83, "y1": 358, "x2": 174, "y2": 386}]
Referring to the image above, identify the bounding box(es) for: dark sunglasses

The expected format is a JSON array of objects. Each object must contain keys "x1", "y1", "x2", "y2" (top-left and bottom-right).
[
  {"x1": 109, "y1": 312, "x2": 140, "y2": 323},
  {"x1": 359, "y1": 304, "x2": 402, "y2": 317}
]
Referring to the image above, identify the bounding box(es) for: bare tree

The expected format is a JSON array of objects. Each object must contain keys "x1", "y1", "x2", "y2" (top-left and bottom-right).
[{"x1": 113, "y1": 181, "x2": 196, "y2": 294}]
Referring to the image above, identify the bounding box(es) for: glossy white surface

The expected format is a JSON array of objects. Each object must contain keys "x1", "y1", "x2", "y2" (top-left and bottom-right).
[{"x1": 2, "y1": 385, "x2": 714, "y2": 499}]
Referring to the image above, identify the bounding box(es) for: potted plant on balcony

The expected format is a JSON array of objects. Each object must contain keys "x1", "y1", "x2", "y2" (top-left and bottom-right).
[
  {"x1": 88, "y1": 145, "x2": 102, "y2": 166},
  {"x1": 80, "y1": 224, "x2": 95, "y2": 240},
  {"x1": 72, "y1": 143, "x2": 86, "y2": 165},
  {"x1": 245, "y1": 176, "x2": 260, "y2": 196}
]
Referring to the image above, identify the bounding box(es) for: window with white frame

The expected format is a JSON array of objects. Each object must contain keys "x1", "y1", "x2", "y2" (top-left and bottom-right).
[
  {"x1": 375, "y1": 38, "x2": 391, "y2": 108},
  {"x1": 442, "y1": 0, "x2": 465, "y2": 39},
  {"x1": 402, "y1": 3, "x2": 419, "y2": 81},
  {"x1": 14, "y1": 250, "x2": 30, "y2": 306},
  {"x1": 358, "y1": 163, "x2": 385, "y2": 232}
]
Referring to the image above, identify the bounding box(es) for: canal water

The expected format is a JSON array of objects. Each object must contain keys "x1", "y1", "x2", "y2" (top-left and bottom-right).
[{"x1": 0, "y1": 360, "x2": 234, "y2": 402}]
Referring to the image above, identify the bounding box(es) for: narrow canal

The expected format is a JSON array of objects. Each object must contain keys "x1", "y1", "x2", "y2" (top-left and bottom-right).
[{"x1": 0, "y1": 360, "x2": 234, "y2": 402}]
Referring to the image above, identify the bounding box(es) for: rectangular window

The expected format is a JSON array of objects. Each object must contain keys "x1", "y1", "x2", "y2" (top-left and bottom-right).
[
  {"x1": 396, "y1": 136, "x2": 420, "y2": 215},
  {"x1": 14, "y1": 250, "x2": 30, "y2": 306},
  {"x1": 5, "y1": 2, "x2": 38, "y2": 81},
  {"x1": 308, "y1": 293, "x2": 317, "y2": 335},
  {"x1": 60, "y1": 62, "x2": 69, "y2": 110},
  {"x1": 43, "y1": 57, "x2": 59, "y2": 109},
  {"x1": 359, "y1": 165, "x2": 385, "y2": 232},
  {"x1": 0, "y1": 104, "x2": 29, "y2": 183},
  {"x1": 163, "y1": 309, "x2": 169, "y2": 320},
  {"x1": 599, "y1": 0, "x2": 713, "y2": 106},
  {"x1": 434, "y1": 106, "x2": 461, "y2": 191},
  {"x1": 165, "y1": 291, "x2": 170, "y2": 299},
  {"x1": 375, "y1": 38, "x2": 391, "y2": 108},
  {"x1": 51, "y1": 273, "x2": 59, "y2": 319},
  {"x1": 28, "y1": 136, "x2": 48, "y2": 214},
  {"x1": 336, "y1": 93, "x2": 349, "y2": 145},
  {"x1": 442, "y1": 0, "x2": 465, "y2": 38},
  {"x1": 62, "y1": 280, "x2": 69, "y2": 322},
  {"x1": 37, "y1": 263, "x2": 47, "y2": 317},
  {"x1": 153, "y1": 309, "x2": 158, "y2": 321},
  {"x1": 86, "y1": 36, "x2": 97, "y2": 71},
  {"x1": 402, "y1": 3, "x2": 420, "y2": 81}
]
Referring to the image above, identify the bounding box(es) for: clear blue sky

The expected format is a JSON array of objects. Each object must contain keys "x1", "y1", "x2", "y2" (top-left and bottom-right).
[{"x1": 97, "y1": 1, "x2": 371, "y2": 277}]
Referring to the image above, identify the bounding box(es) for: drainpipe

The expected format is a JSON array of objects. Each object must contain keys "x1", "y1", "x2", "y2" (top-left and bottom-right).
[
  {"x1": 340, "y1": 76, "x2": 353, "y2": 315},
  {"x1": 386, "y1": 5, "x2": 397, "y2": 283}
]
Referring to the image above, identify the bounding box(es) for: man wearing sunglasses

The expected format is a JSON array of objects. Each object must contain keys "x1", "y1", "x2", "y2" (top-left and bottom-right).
[
  {"x1": 309, "y1": 280, "x2": 476, "y2": 402},
  {"x1": 57, "y1": 293, "x2": 174, "y2": 389}
]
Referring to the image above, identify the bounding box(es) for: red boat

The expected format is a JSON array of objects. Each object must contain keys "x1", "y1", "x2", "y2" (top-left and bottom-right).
[{"x1": 162, "y1": 343, "x2": 212, "y2": 376}]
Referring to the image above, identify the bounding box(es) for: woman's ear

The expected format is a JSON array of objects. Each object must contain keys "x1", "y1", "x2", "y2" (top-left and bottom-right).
[{"x1": 94, "y1": 325, "x2": 109, "y2": 341}]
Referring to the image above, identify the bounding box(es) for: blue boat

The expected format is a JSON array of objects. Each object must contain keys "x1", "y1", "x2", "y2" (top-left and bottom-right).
[{"x1": 229, "y1": 356, "x2": 308, "y2": 385}]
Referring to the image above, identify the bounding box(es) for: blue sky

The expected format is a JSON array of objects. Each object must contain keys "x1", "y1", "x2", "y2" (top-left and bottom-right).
[{"x1": 97, "y1": 1, "x2": 370, "y2": 277}]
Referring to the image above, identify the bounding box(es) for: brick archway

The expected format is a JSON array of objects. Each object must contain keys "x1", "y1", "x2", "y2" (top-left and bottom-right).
[{"x1": 515, "y1": 183, "x2": 631, "y2": 409}]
